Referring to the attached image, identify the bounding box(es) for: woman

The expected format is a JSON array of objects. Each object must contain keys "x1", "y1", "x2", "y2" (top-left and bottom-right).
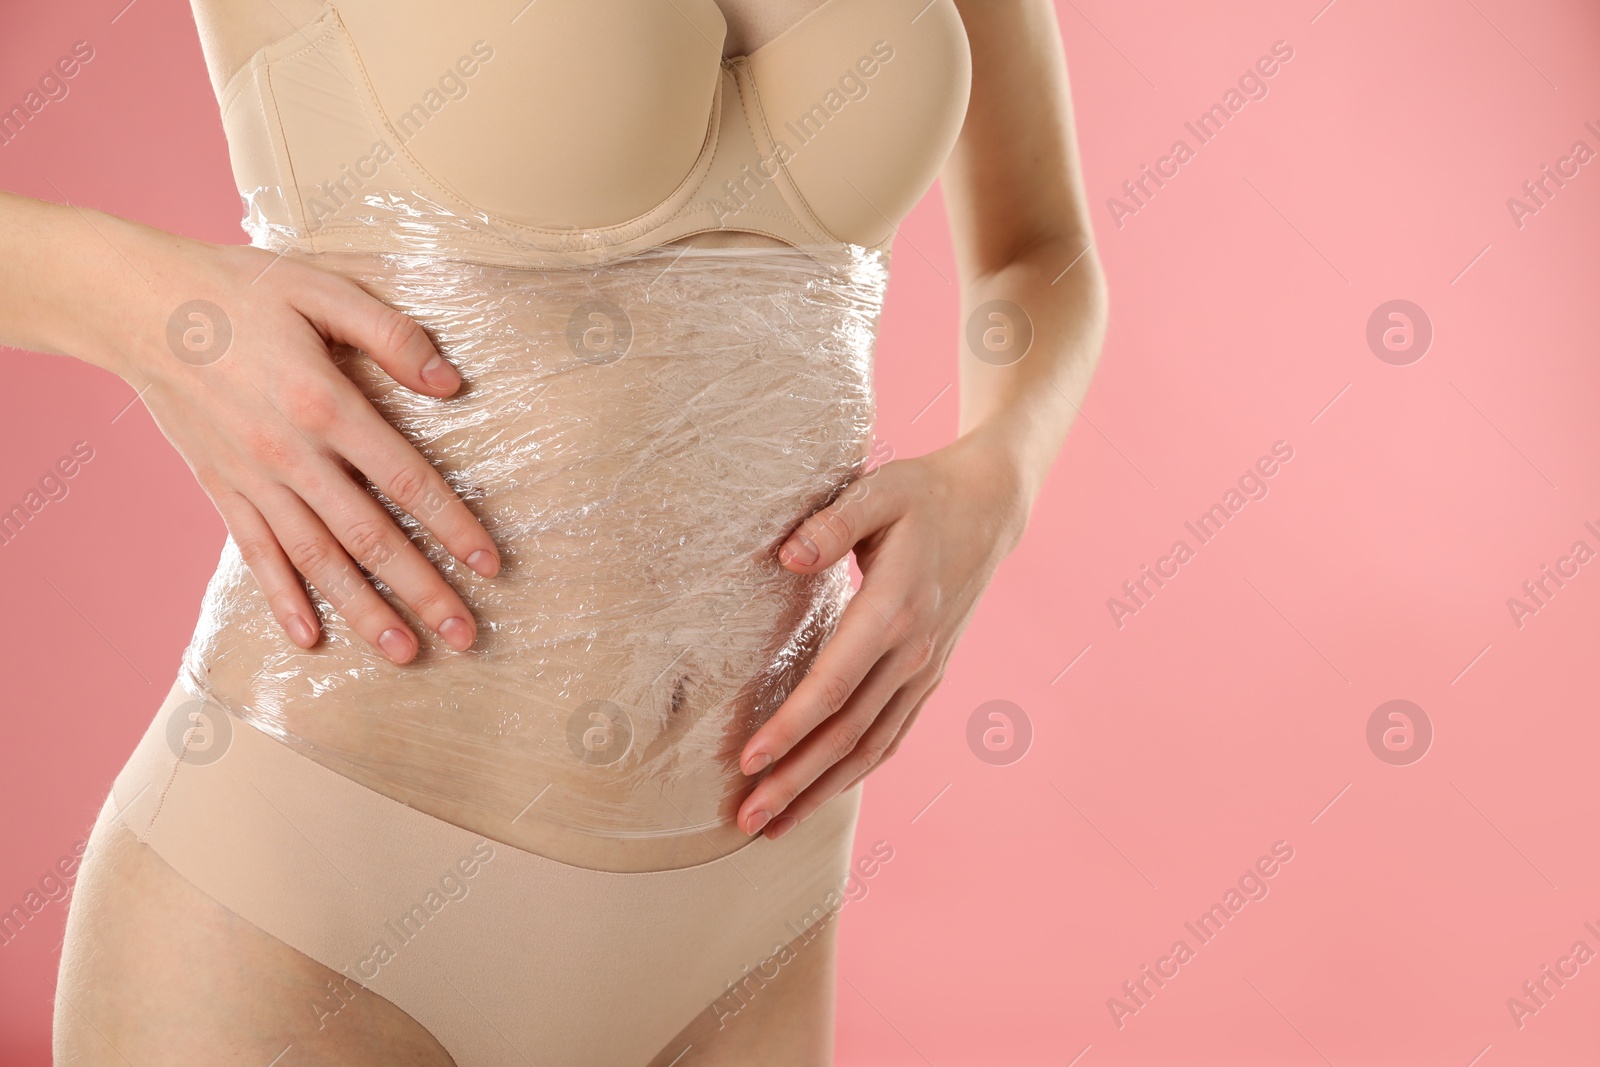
[{"x1": 16, "y1": 0, "x2": 1105, "y2": 1063}]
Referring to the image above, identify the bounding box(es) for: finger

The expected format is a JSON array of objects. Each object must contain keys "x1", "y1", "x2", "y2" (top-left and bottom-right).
[
  {"x1": 738, "y1": 653, "x2": 913, "y2": 835},
  {"x1": 739, "y1": 584, "x2": 902, "y2": 774},
  {"x1": 844, "y1": 678, "x2": 940, "y2": 793},
  {"x1": 777, "y1": 470, "x2": 895, "y2": 574},
  {"x1": 289, "y1": 454, "x2": 479, "y2": 652},
  {"x1": 762, "y1": 680, "x2": 926, "y2": 839},
  {"x1": 256, "y1": 484, "x2": 420, "y2": 664},
  {"x1": 292, "y1": 272, "x2": 461, "y2": 398},
  {"x1": 211, "y1": 487, "x2": 320, "y2": 648},
  {"x1": 326, "y1": 399, "x2": 501, "y2": 578}
]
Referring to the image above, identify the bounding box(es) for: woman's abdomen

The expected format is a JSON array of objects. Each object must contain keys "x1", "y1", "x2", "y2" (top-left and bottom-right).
[{"x1": 180, "y1": 243, "x2": 888, "y2": 870}]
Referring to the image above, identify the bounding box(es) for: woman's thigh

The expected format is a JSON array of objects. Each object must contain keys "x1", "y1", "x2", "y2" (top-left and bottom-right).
[
  {"x1": 57, "y1": 791, "x2": 839, "y2": 1067},
  {"x1": 649, "y1": 918, "x2": 840, "y2": 1067},
  {"x1": 55, "y1": 803, "x2": 454, "y2": 1066}
]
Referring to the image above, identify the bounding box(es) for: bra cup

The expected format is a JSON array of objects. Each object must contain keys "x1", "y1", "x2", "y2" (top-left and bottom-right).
[
  {"x1": 748, "y1": 0, "x2": 971, "y2": 248},
  {"x1": 217, "y1": 0, "x2": 972, "y2": 261},
  {"x1": 333, "y1": 0, "x2": 726, "y2": 228}
]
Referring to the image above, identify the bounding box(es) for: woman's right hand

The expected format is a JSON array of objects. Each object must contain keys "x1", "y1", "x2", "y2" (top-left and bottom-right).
[{"x1": 112, "y1": 231, "x2": 500, "y2": 664}]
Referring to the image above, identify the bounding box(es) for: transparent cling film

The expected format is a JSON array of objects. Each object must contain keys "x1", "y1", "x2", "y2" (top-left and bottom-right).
[{"x1": 179, "y1": 195, "x2": 890, "y2": 846}]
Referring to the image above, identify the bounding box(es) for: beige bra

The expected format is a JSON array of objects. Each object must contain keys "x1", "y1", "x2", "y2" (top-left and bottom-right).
[{"x1": 219, "y1": 0, "x2": 972, "y2": 264}]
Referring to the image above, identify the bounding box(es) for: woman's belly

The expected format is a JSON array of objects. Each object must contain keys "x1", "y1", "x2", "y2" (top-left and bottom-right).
[{"x1": 180, "y1": 242, "x2": 888, "y2": 870}]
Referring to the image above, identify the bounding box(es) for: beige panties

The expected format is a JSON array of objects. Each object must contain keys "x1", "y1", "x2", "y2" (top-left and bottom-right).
[{"x1": 107, "y1": 678, "x2": 863, "y2": 1067}]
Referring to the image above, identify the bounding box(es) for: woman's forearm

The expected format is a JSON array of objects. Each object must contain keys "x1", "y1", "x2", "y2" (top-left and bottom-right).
[
  {"x1": 955, "y1": 232, "x2": 1108, "y2": 507},
  {"x1": 938, "y1": 0, "x2": 1108, "y2": 514},
  {"x1": 0, "y1": 189, "x2": 159, "y2": 376}
]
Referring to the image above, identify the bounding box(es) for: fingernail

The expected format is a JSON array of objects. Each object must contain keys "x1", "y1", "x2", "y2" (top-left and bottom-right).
[
  {"x1": 421, "y1": 354, "x2": 460, "y2": 391},
  {"x1": 438, "y1": 617, "x2": 474, "y2": 651},
  {"x1": 768, "y1": 815, "x2": 798, "y2": 839},
  {"x1": 781, "y1": 535, "x2": 818, "y2": 567},
  {"x1": 466, "y1": 549, "x2": 499, "y2": 577},
  {"x1": 746, "y1": 810, "x2": 772, "y2": 835},
  {"x1": 378, "y1": 628, "x2": 414, "y2": 663},
  {"x1": 287, "y1": 616, "x2": 315, "y2": 647},
  {"x1": 744, "y1": 751, "x2": 772, "y2": 775}
]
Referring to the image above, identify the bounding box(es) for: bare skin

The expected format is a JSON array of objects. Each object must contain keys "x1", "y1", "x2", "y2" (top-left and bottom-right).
[{"x1": 30, "y1": 0, "x2": 1108, "y2": 1063}]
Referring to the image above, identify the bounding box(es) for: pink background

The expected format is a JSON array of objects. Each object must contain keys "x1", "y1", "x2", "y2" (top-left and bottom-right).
[{"x1": 5, "y1": 0, "x2": 1600, "y2": 1063}]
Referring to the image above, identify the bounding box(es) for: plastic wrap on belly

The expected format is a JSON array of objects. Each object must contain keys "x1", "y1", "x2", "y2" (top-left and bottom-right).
[{"x1": 179, "y1": 195, "x2": 889, "y2": 841}]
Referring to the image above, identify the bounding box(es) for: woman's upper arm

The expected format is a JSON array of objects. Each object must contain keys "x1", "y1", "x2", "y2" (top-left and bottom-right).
[{"x1": 944, "y1": 0, "x2": 1097, "y2": 276}]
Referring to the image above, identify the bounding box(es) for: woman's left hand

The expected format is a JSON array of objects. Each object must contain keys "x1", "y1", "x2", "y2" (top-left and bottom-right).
[{"x1": 736, "y1": 427, "x2": 1037, "y2": 839}]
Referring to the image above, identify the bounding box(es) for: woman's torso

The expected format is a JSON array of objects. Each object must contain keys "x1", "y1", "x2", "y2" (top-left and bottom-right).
[{"x1": 180, "y1": 0, "x2": 970, "y2": 870}]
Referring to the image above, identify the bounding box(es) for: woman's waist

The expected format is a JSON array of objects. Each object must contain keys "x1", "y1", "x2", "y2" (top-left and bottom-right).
[{"x1": 183, "y1": 542, "x2": 851, "y2": 863}]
